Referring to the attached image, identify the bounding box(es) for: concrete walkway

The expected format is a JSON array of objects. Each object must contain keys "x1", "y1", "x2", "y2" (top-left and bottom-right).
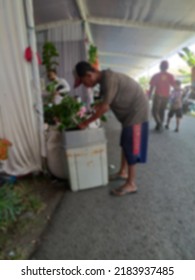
[{"x1": 32, "y1": 113, "x2": 195, "y2": 260}]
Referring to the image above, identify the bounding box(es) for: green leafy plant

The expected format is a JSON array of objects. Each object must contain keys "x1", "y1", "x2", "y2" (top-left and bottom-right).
[
  {"x1": 178, "y1": 69, "x2": 191, "y2": 84},
  {"x1": 44, "y1": 96, "x2": 84, "y2": 130},
  {"x1": 138, "y1": 76, "x2": 150, "y2": 91},
  {"x1": 0, "y1": 184, "x2": 43, "y2": 232},
  {"x1": 88, "y1": 44, "x2": 98, "y2": 65},
  {"x1": 42, "y1": 42, "x2": 59, "y2": 71},
  {"x1": 0, "y1": 185, "x2": 24, "y2": 231},
  {"x1": 178, "y1": 47, "x2": 195, "y2": 86},
  {"x1": 178, "y1": 47, "x2": 195, "y2": 67},
  {"x1": 44, "y1": 96, "x2": 107, "y2": 131},
  {"x1": 45, "y1": 80, "x2": 59, "y2": 103}
]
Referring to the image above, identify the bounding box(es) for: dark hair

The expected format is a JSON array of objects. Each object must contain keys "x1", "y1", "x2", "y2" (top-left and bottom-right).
[
  {"x1": 48, "y1": 69, "x2": 57, "y2": 74},
  {"x1": 75, "y1": 61, "x2": 96, "y2": 77},
  {"x1": 160, "y1": 60, "x2": 169, "y2": 71}
]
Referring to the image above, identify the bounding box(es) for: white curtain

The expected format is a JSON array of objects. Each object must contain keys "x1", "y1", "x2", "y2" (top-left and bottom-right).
[{"x1": 0, "y1": 0, "x2": 42, "y2": 175}]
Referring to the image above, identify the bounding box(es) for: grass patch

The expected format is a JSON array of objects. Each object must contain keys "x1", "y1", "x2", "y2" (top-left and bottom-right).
[
  {"x1": 0, "y1": 180, "x2": 46, "y2": 259},
  {"x1": 0, "y1": 183, "x2": 43, "y2": 232},
  {"x1": 0, "y1": 176, "x2": 64, "y2": 260}
]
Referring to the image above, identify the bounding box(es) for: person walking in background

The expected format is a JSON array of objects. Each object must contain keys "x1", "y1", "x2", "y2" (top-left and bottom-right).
[
  {"x1": 73, "y1": 61, "x2": 149, "y2": 197},
  {"x1": 165, "y1": 80, "x2": 183, "y2": 132},
  {"x1": 149, "y1": 61, "x2": 175, "y2": 131}
]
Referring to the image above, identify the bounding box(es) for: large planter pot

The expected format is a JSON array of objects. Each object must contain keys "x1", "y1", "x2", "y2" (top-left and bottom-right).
[
  {"x1": 45, "y1": 126, "x2": 68, "y2": 179},
  {"x1": 45, "y1": 126, "x2": 108, "y2": 191},
  {"x1": 63, "y1": 128, "x2": 108, "y2": 192}
]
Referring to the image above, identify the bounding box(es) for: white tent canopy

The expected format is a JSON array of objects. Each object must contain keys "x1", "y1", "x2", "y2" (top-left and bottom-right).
[{"x1": 33, "y1": 0, "x2": 195, "y2": 77}]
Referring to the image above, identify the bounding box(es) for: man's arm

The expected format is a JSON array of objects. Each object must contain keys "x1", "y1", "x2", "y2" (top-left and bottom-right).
[
  {"x1": 79, "y1": 102, "x2": 110, "y2": 129},
  {"x1": 148, "y1": 85, "x2": 154, "y2": 99},
  {"x1": 79, "y1": 71, "x2": 117, "y2": 129}
]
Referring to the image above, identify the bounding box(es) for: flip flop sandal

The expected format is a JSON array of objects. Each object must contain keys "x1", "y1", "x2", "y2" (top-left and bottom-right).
[
  {"x1": 109, "y1": 174, "x2": 128, "y2": 181},
  {"x1": 110, "y1": 188, "x2": 137, "y2": 197}
]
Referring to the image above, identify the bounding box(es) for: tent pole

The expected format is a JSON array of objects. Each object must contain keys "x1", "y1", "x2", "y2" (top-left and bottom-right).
[{"x1": 24, "y1": 0, "x2": 46, "y2": 162}]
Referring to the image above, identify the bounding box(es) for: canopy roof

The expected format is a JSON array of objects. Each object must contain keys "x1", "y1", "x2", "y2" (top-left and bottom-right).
[{"x1": 33, "y1": 0, "x2": 195, "y2": 77}]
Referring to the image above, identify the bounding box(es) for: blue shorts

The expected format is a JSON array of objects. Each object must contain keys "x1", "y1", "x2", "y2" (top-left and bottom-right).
[{"x1": 120, "y1": 122, "x2": 149, "y2": 165}]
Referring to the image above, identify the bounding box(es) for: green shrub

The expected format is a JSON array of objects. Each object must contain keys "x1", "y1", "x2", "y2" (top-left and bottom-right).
[
  {"x1": 42, "y1": 42, "x2": 59, "y2": 71},
  {"x1": 44, "y1": 95, "x2": 83, "y2": 130},
  {"x1": 0, "y1": 185, "x2": 24, "y2": 231},
  {"x1": 0, "y1": 184, "x2": 43, "y2": 232}
]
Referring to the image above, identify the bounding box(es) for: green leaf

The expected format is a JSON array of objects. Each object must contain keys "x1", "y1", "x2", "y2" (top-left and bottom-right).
[
  {"x1": 100, "y1": 115, "x2": 107, "y2": 122},
  {"x1": 178, "y1": 47, "x2": 195, "y2": 67},
  {"x1": 42, "y1": 42, "x2": 59, "y2": 71}
]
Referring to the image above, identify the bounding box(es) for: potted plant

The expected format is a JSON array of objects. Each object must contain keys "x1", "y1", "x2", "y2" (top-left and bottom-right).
[
  {"x1": 42, "y1": 42, "x2": 61, "y2": 103},
  {"x1": 42, "y1": 43, "x2": 108, "y2": 188},
  {"x1": 42, "y1": 42, "x2": 59, "y2": 72},
  {"x1": 44, "y1": 96, "x2": 108, "y2": 189},
  {"x1": 88, "y1": 44, "x2": 100, "y2": 70}
]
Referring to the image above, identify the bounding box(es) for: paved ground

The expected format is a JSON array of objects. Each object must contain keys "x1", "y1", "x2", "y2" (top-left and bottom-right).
[{"x1": 32, "y1": 113, "x2": 195, "y2": 260}]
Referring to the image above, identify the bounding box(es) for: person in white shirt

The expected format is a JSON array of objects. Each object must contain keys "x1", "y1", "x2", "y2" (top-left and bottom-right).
[{"x1": 47, "y1": 69, "x2": 70, "y2": 104}]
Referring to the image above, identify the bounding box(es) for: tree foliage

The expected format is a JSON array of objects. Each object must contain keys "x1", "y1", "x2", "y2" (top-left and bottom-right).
[
  {"x1": 138, "y1": 76, "x2": 150, "y2": 91},
  {"x1": 178, "y1": 47, "x2": 195, "y2": 67}
]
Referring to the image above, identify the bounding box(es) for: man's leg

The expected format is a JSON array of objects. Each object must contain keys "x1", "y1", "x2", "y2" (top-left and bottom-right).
[
  {"x1": 111, "y1": 164, "x2": 137, "y2": 196},
  {"x1": 165, "y1": 110, "x2": 172, "y2": 129},
  {"x1": 175, "y1": 109, "x2": 182, "y2": 132},
  {"x1": 175, "y1": 112, "x2": 181, "y2": 132},
  {"x1": 111, "y1": 125, "x2": 138, "y2": 195},
  {"x1": 111, "y1": 123, "x2": 147, "y2": 196},
  {"x1": 124, "y1": 164, "x2": 137, "y2": 190},
  {"x1": 165, "y1": 116, "x2": 171, "y2": 129},
  {"x1": 152, "y1": 95, "x2": 162, "y2": 129},
  {"x1": 111, "y1": 126, "x2": 131, "y2": 179},
  {"x1": 175, "y1": 117, "x2": 180, "y2": 132},
  {"x1": 117, "y1": 150, "x2": 128, "y2": 178},
  {"x1": 110, "y1": 150, "x2": 128, "y2": 179},
  {"x1": 159, "y1": 97, "x2": 169, "y2": 125}
]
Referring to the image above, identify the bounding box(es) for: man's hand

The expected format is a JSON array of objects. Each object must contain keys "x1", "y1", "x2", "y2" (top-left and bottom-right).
[
  {"x1": 78, "y1": 120, "x2": 89, "y2": 129},
  {"x1": 78, "y1": 102, "x2": 109, "y2": 129},
  {"x1": 93, "y1": 103, "x2": 100, "y2": 111}
]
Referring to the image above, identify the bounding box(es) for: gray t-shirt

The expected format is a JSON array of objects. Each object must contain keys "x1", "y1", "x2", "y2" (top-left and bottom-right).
[{"x1": 99, "y1": 70, "x2": 149, "y2": 126}]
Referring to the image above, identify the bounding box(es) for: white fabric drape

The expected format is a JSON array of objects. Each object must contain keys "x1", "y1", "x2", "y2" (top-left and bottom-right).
[{"x1": 0, "y1": 0, "x2": 42, "y2": 175}]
